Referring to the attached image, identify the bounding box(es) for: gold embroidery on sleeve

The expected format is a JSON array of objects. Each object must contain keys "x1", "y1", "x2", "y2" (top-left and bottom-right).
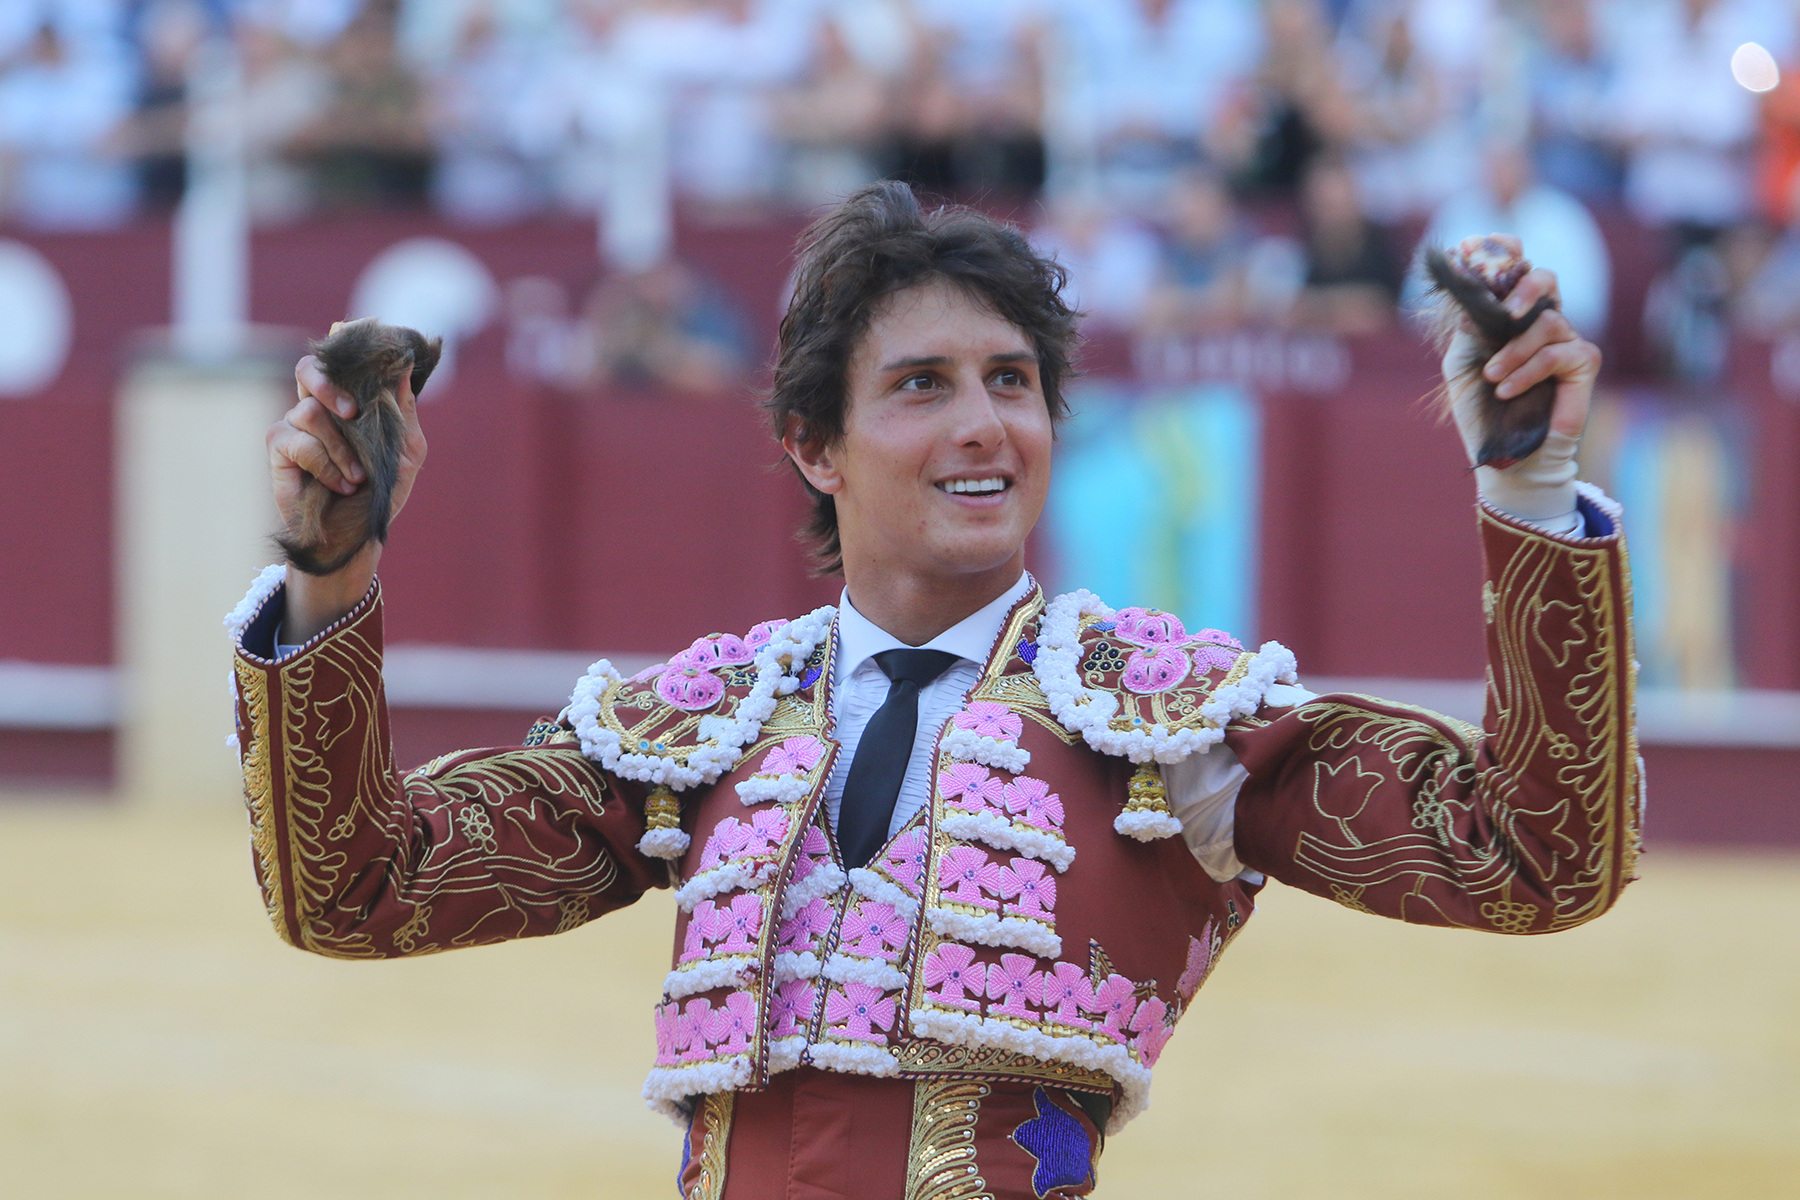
[
  {"x1": 906, "y1": 1079, "x2": 993, "y2": 1200},
  {"x1": 685, "y1": 1091, "x2": 734, "y2": 1200},
  {"x1": 235, "y1": 660, "x2": 291, "y2": 946}
]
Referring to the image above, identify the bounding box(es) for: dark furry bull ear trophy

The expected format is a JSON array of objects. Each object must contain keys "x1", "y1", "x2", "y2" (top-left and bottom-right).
[
  {"x1": 1422, "y1": 238, "x2": 1557, "y2": 469},
  {"x1": 276, "y1": 317, "x2": 442, "y2": 576}
]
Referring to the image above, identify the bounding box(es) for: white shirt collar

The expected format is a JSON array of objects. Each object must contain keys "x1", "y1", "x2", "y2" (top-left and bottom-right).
[{"x1": 834, "y1": 571, "x2": 1034, "y2": 686}]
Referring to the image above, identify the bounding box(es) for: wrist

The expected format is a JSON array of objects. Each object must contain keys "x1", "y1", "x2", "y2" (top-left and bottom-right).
[
  {"x1": 1475, "y1": 427, "x2": 1580, "y2": 524},
  {"x1": 283, "y1": 542, "x2": 381, "y2": 643}
]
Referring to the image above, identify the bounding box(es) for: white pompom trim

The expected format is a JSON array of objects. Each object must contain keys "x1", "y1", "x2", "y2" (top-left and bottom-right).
[
  {"x1": 846, "y1": 867, "x2": 921, "y2": 921},
  {"x1": 1113, "y1": 809, "x2": 1184, "y2": 841},
  {"x1": 642, "y1": 1055, "x2": 752, "y2": 1122},
  {"x1": 771, "y1": 950, "x2": 822, "y2": 983},
  {"x1": 821, "y1": 953, "x2": 908, "y2": 991},
  {"x1": 909, "y1": 1007, "x2": 1151, "y2": 1133},
  {"x1": 662, "y1": 957, "x2": 754, "y2": 1000},
  {"x1": 637, "y1": 827, "x2": 691, "y2": 860},
  {"x1": 939, "y1": 727, "x2": 1031, "y2": 773},
  {"x1": 939, "y1": 811, "x2": 1076, "y2": 872},
  {"x1": 673, "y1": 860, "x2": 778, "y2": 912},
  {"x1": 735, "y1": 773, "x2": 811, "y2": 806},
  {"x1": 222, "y1": 564, "x2": 290, "y2": 749},
  {"x1": 805, "y1": 1042, "x2": 900, "y2": 1077},
  {"x1": 1033, "y1": 589, "x2": 1298, "y2": 764},
  {"x1": 781, "y1": 862, "x2": 848, "y2": 919},
  {"x1": 925, "y1": 906, "x2": 1061, "y2": 959},
  {"x1": 568, "y1": 605, "x2": 836, "y2": 791},
  {"x1": 769, "y1": 1035, "x2": 808, "y2": 1075}
]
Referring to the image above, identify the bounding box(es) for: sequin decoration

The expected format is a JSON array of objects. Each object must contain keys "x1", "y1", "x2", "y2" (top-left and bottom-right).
[{"x1": 1010, "y1": 1087, "x2": 1093, "y2": 1198}]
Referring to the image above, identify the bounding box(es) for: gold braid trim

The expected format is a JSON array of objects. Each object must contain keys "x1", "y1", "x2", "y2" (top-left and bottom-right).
[
  {"x1": 686, "y1": 1091, "x2": 733, "y2": 1200},
  {"x1": 235, "y1": 659, "x2": 291, "y2": 947},
  {"x1": 906, "y1": 1079, "x2": 993, "y2": 1200}
]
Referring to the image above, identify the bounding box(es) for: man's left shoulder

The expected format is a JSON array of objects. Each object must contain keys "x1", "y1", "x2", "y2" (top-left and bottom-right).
[{"x1": 1029, "y1": 589, "x2": 1300, "y2": 764}]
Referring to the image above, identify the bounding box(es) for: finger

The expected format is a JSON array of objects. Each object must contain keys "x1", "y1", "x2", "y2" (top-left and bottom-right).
[
  {"x1": 285, "y1": 395, "x2": 365, "y2": 487},
  {"x1": 1502, "y1": 266, "x2": 1562, "y2": 320},
  {"x1": 1493, "y1": 338, "x2": 1600, "y2": 404},
  {"x1": 270, "y1": 422, "x2": 354, "y2": 495},
  {"x1": 1483, "y1": 308, "x2": 1575, "y2": 391},
  {"x1": 296, "y1": 354, "x2": 356, "y2": 419}
]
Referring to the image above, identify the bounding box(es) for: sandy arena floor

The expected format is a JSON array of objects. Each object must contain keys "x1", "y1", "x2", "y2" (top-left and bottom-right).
[{"x1": 2, "y1": 796, "x2": 1796, "y2": 1199}]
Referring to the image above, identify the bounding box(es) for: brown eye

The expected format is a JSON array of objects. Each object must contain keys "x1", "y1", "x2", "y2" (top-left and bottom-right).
[
  {"x1": 993, "y1": 369, "x2": 1024, "y2": 387},
  {"x1": 899, "y1": 374, "x2": 935, "y2": 391}
]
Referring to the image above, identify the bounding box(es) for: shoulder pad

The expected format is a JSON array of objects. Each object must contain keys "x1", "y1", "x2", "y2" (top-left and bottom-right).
[
  {"x1": 565, "y1": 607, "x2": 835, "y2": 790},
  {"x1": 1031, "y1": 590, "x2": 1297, "y2": 764}
]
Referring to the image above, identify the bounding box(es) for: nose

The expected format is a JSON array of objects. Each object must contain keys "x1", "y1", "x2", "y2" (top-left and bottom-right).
[{"x1": 949, "y1": 366, "x2": 1006, "y2": 449}]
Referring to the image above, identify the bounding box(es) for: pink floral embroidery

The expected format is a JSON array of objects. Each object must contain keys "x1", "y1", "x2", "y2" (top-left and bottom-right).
[
  {"x1": 758, "y1": 736, "x2": 825, "y2": 777},
  {"x1": 680, "y1": 901, "x2": 716, "y2": 962},
  {"x1": 996, "y1": 858, "x2": 1056, "y2": 918},
  {"x1": 1190, "y1": 637, "x2": 1240, "y2": 672},
  {"x1": 630, "y1": 660, "x2": 669, "y2": 683},
  {"x1": 952, "y1": 701, "x2": 1023, "y2": 741},
  {"x1": 840, "y1": 901, "x2": 910, "y2": 961},
  {"x1": 1129, "y1": 996, "x2": 1173, "y2": 1066},
  {"x1": 739, "y1": 808, "x2": 791, "y2": 857},
  {"x1": 881, "y1": 828, "x2": 929, "y2": 894},
  {"x1": 770, "y1": 978, "x2": 818, "y2": 1037},
  {"x1": 790, "y1": 825, "x2": 834, "y2": 889},
  {"x1": 1001, "y1": 777, "x2": 1064, "y2": 831},
  {"x1": 984, "y1": 953, "x2": 1040, "y2": 1021},
  {"x1": 824, "y1": 982, "x2": 897, "y2": 1043},
  {"x1": 938, "y1": 763, "x2": 1006, "y2": 815},
  {"x1": 938, "y1": 845, "x2": 1002, "y2": 909},
  {"x1": 775, "y1": 897, "x2": 835, "y2": 954},
  {"x1": 1178, "y1": 924, "x2": 1219, "y2": 998},
  {"x1": 677, "y1": 998, "x2": 712, "y2": 1061},
  {"x1": 1112, "y1": 608, "x2": 1190, "y2": 647},
  {"x1": 703, "y1": 893, "x2": 764, "y2": 955},
  {"x1": 1080, "y1": 974, "x2": 1139, "y2": 1043},
  {"x1": 745, "y1": 619, "x2": 785, "y2": 651},
  {"x1": 1122, "y1": 645, "x2": 1191, "y2": 694},
  {"x1": 697, "y1": 818, "x2": 753, "y2": 871},
  {"x1": 685, "y1": 634, "x2": 755, "y2": 669},
  {"x1": 1194, "y1": 628, "x2": 1244, "y2": 651},
  {"x1": 1033, "y1": 962, "x2": 1091, "y2": 1028},
  {"x1": 702, "y1": 990, "x2": 757, "y2": 1055},
  {"x1": 923, "y1": 943, "x2": 988, "y2": 1011},
  {"x1": 655, "y1": 656, "x2": 726, "y2": 710},
  {"x1": 653, "y1": 1001, "x2": 681, "y2": 1064}
]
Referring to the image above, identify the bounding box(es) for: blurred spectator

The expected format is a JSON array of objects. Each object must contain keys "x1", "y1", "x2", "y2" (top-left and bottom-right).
[
  {"x1": 771, "y1": 3, "x2": 901, "y2": 205},
  {"x1": 1143, "y1": 167, "x2": 1250, "y2": 331},
  {"x1": 1606, "y1": 0, "x2": 1791, "y2": 241},
  {"x1": 1525, "y1": 0, "x2": 1624, "y2": 203},
  {"x1": 426, "y1": 4, "x2": 545, "y2": 224},
  {"x1": 570, "y1": 257, "x2": 749, "y2": 392},
  {"x1": 0, "y1": 18, "x2": 137, "y2": 230},
  {"x1": 236, "y1": 20, "x2": 330, "y2": 223},
  {"x1": 1216, "y1": 0, "x2": 1351, "y2": 200},
  {"x1": 1034, "y1": 196, "x2": 1162, "y2": 329},
  {"x1": 891, "y1": 0, "x2": 1045, "y2": 198},
  {"x1": 289, "y1": 6, "x2": 431, "y2": 209},
  {"x1": 124, "y1": 0, "x2": 205, "y2": 210},
  {"x1": 1414, "y1": 139, "x2": 1612, "y2": 336},
  {"x1": 1292, "y1": 153, "x2": 1401, "y2": 332}
]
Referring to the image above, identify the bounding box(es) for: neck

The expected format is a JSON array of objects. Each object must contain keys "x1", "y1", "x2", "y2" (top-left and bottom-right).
[{"x1": 840, "y1": 554, "x2": 1025, "y2": 646}]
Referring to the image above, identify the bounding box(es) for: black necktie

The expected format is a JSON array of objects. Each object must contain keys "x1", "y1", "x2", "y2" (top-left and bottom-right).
[{"x1": 838, "y1": 648, "x2": 960, "y2": 869}]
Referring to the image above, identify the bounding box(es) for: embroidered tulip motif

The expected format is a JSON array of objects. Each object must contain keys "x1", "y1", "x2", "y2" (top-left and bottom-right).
[
  {"x1": 939, "y1": 845, "x2": 1003, "y2": 909},
  {"x1": 770, "y1": 977, "x2": 818, "y2": 1037},
  {"x1": 685, "y1": 633, "x2": 755, "y2": 669},
  {"x1": 824, "y1": 982, "x2": 898, "y2": 1042},
  {"x1": 923, "y1": 943, "x2": 988, "y2": 1010},
  {"x1": 679, "y1": 901, "x2": 715, "y2": 962},
  {"x1": 1002, "y1": 777, "x2": 1064, "y2": 831},
  {"x1": 952, "y1": 701, "x2": 1024, "y2": 741},
  {"x1": 655, "y1": 654, "x2": 727, "y2": 710},
  {"x1": 1191, "y1": 628, "x2": 1244, "y2": 673},
  {"x1": 739, "y1": 808, "x2": 791, "y2": 857},
  {"x1": 702, "y1": 990, "x2": 757, "y2": 1055},
  {"x1": 677, "y1": 998, "x2": 712, "y2": 1061},
  {"x1": 1178, "y1": 923, "x2": 1221, "y2": 998},
  {"x1": 653, "y1": 1001, "x2": 681, "y2": 1064},
  {"x1": 996, "y1": 858, "x2": 1057, "y2": 917},
  {"x1": 744, "y1": 619, "x2": 785, "y2": 651},
  {"x1": 758, "y1": 736, "x2": 824, "y2": 777},
  {"x1": 938, "y1": 763, "x2": 1006, "y2": 815},
  {"x1": 697, "y1": 819, "x2": 753, "y2": 871},
  {"x1": 984, "y1": 952, "x2": 1041, "y2": 1021},
  {"x1": 840, "y1": 900, "x2": 910, "y2": 961},
  {"x1": 1121, "y1": 645, "x2": 1191, "y2": 694}
]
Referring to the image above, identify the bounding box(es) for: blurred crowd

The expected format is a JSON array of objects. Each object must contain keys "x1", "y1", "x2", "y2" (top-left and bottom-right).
[{"x1": 10, "y1": 0, "x2": 1800, "y2": 384}]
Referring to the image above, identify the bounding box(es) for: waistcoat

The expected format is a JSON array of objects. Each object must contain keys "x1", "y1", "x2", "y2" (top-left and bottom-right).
[{"x1": 565, "y1": 585, "x2": 1297, "y2": 1133}]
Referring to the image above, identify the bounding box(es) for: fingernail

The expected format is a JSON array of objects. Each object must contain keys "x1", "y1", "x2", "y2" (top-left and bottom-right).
[
  {"x1": 1484, "y1": 359, "x2": 1502, "y2": 380},
  {"x1": 337, "y1": 399, "x2": 355, "y2": 417},
  {"x1": 347, "y1": 463, "x2": 364, "y2": 482},
  {"x1": 1495, "y1": 381, "x2": 1513, "y2": 399}
]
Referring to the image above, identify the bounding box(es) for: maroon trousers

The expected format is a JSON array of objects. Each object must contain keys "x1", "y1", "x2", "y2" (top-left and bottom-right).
[{"x1": 678, "y1": 1069, "x2": 1105, "y2": 1200}]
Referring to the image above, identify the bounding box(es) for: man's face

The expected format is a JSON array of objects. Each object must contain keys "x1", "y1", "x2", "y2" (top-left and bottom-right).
[{"x1": 790, "y1": 278, "x2": 1054, "y2": 587}]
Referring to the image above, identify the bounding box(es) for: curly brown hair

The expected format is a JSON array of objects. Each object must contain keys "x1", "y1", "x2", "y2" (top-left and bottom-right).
[{"x1": 765, "y1": 181, "x2": 1081, "y2": 575}]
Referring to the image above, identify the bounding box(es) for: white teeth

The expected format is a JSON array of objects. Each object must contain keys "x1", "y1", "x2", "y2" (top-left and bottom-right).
[{"x1": 940, "y1": 477, "x2": 1007, "y2": 495}]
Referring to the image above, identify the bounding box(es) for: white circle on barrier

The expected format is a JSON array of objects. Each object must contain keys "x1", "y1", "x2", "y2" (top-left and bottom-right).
[
  {"x1": 348, "y1": 237, "x2": 498, "y2": 392},
  {"x1": 0, "y1": 239, "x2": 73, "y2": 397}
]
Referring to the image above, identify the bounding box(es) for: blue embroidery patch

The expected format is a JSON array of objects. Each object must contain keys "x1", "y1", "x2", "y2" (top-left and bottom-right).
[
  {"x1": 677, "y1": 1105, "x2": 694, "y2": 1196},
  {"x1": 1017, "y1": 637, "x2": 1038, "y2": 664},
  {"x1": 799, "y1": 665, "x2": 822, "y2": 689},
  {"x1": 1012, "y1": 1087, "x2": 1093, "y2": 1197}
]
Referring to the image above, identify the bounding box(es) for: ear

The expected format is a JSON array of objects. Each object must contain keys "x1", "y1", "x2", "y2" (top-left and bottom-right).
[{"x1": 782, "y1": 417, "x2": 844, "y2": 496}]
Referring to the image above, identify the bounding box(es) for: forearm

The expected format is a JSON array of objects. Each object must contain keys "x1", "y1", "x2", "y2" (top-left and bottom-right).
[
  {"x1": 231, "y1": 576, "x2": 665, "y2": 957},
  {"x1": 280, "y1": 542, "x2": 381, "y2": 644},
  {"x1": 1226, "y1": 487, "x2": 1641, "y2": 933}
]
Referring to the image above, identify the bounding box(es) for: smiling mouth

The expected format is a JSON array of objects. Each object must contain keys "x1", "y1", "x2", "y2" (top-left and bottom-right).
[{"x1": 936, "y1": 477, "x2": 1010, "y2": 497}]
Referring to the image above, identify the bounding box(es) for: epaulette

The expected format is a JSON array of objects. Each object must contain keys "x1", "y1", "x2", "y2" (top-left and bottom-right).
[
  {"x1": 1032, "y1": 590, "x2": 1298, "y2": 839},
  {"x1": 565, "y1": 606, "x2": 836, "y2": 859}
]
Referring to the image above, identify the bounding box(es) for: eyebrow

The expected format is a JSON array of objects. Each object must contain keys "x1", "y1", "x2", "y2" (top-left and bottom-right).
[{"x1": 879, "y1": 351, "x2": 1039, "y2": 372}]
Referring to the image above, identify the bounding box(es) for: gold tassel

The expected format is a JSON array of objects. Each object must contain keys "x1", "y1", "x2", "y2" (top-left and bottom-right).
[{"x1": 646, "y1": 784, "x2": 681, "y2": 830}]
